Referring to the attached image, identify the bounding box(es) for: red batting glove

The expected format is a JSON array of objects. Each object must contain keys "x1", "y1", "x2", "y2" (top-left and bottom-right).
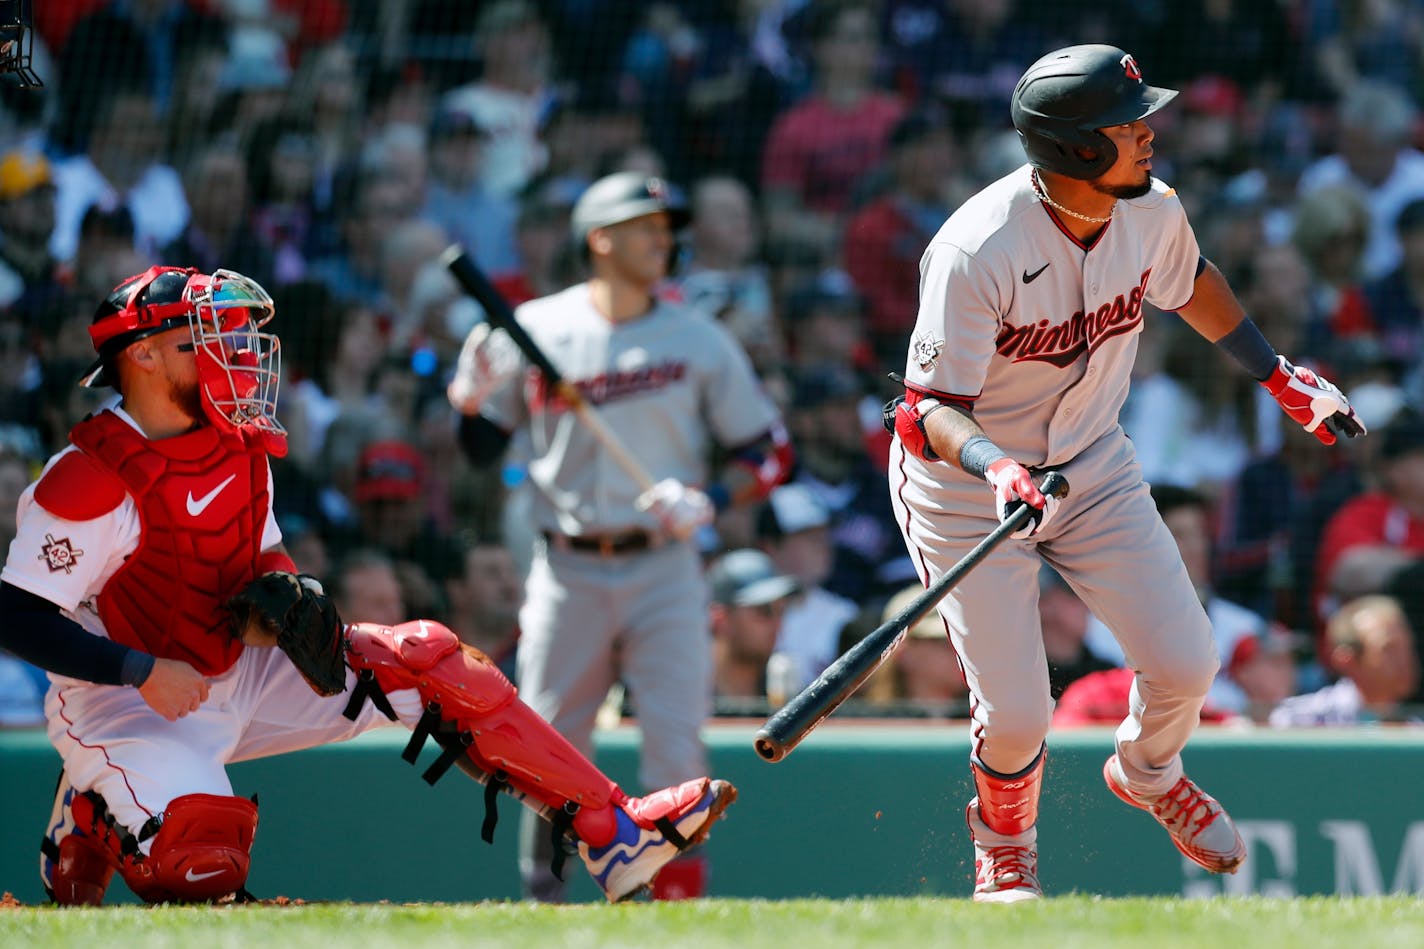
[
  {"x1": 1261, "y1": 356, "x2": 1367, "y2": 446},
  {"x1": 985, "y1": 458, "x2": 1057, "y2": 539}
]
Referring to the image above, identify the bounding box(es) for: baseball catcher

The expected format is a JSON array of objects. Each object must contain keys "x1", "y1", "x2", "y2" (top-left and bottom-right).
[{"x1": 0, "y1": 264, "x2": 735, "y2": 908}]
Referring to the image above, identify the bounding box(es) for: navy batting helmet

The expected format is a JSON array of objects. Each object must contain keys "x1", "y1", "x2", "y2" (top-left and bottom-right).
[
  {"x1": 569, "y1": 171, "x2": 690, "y2": 247},
  {"x1": 1011, "y1": 45, "x2": 1177, "y2": 180}
]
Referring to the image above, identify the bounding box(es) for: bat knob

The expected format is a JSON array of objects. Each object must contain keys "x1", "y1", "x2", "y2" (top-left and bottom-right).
[{"x1": 1039, "y1": 470, "x2": 1070, "y2": 500}]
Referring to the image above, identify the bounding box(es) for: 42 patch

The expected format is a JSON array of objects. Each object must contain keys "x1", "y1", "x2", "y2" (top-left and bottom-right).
[{"x1": 39, "y1": 533, "x2": 84, "y2": 574}]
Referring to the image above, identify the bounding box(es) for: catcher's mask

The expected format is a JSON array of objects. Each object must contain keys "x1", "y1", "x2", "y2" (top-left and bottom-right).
[
  {"x1": 82, "y1": 265, "x2": 287, "y2": 455},
  {"x1": 0, "y1": 0, "x2": 41, "y2": 89}
]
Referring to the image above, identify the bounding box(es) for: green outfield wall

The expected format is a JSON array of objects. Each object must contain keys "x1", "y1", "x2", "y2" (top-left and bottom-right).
[{"x1": 2, "y1": 724, "x2": 1421, "y2": 904}]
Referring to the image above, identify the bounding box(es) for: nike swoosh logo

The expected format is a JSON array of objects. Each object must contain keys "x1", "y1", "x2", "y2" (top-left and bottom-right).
[
  {"x1": 185, "y1": 868, "x2": 227, "y2": 882},
  {"x1": 186, "y1": 474, "x2": 237, "y2": 516},
  {"x1": 1023, "y1": 263, "x2": 1050, "y2": 284}
]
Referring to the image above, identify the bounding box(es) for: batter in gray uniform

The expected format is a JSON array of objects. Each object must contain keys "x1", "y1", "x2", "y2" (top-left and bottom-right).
[
  {"x1": 450, "y1": 171, "x2": 790, "y2": 901},
  {"x1": 886, "y1": 45, "x2": 1366, "y2": 902}
]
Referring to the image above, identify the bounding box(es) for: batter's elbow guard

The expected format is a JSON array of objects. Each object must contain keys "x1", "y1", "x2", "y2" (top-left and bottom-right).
[
  {"x1": 886, "y1": 395, "x2": 942, "y2": 462},
  {"x1": 719, "y1": 425, "x2": 795, "y2": 507}
]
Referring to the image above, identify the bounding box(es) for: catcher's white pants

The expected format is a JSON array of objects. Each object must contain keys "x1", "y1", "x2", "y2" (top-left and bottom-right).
[{"x1": 46, "y1": 645, "x2": 423, "y2": 852}]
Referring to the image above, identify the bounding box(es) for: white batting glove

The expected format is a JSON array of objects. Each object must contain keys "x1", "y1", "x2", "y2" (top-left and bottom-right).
[
  {"x1": 447, "y1": 322, "x2": 521, "y2": 415},
  {"x1": 1261, "y1": 355, "x2": 1367, "y2": 446},
  {"x1": 636, "y1": 478, "x2": 714, "y2": 541},
  {"x1": 985, "y1": 458, "x2": 1057, "y2": 539}
]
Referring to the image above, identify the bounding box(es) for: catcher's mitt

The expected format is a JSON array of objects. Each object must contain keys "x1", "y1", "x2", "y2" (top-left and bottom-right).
[{"x1": 226, "y1": 572, "x2": 347, "y2": 696}]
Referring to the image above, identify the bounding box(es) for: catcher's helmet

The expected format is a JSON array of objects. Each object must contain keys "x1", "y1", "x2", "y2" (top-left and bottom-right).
[
  {"x1": 1011, "y1": 44, "x2": 1177, "y2": 180},
  {"x1": 83, "y1": 266, "x2": 201, "y2": 388},
  {"x1": 81, "y1": 265, "x2": 287, "y2": 453},
  {"x1": 569, "y1": 171, "x2": 690, "y2": 248}
]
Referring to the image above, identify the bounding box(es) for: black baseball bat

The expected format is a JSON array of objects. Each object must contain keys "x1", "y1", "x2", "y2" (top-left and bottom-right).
[
  {"x1": 441, "y1": 244, "x2": 567, "y2": 385},
  {"x1": 753, "y1": 470, "x2": 1069, "y2": 763},
  {"x1": 441, "y1": 244, "x2": 658, "y2": 492}
]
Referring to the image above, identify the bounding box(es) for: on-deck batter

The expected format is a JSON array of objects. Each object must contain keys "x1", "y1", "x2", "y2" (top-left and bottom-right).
[
  {"x1": 886, "y1": 45, "x2": 1366, "y2": 902},
  {"x1": 450, "y1": 171, "x2": 790, "y2": 901}
]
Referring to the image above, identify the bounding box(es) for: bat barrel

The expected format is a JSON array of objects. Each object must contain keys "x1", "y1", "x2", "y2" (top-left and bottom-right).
[
  {"x1": 753, "y1": 726, "x2": 790, "y2": 762},
  {"x1": 752, "y1": 630, "x2": 896, "y2": 762},
  {"x1": 754, "y1": 682, "x2": 839, "y2": 763}
]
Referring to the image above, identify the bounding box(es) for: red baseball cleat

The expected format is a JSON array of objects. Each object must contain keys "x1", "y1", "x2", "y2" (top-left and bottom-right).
[
  {"x1": 966, "y1": 801, "x2": 1042, "y2": 903},
  {"x1": 1103, "y1": 754, "x2": 1245, "y2": 874}
]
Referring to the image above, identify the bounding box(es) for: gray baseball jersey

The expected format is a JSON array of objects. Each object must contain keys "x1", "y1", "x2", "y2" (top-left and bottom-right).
[
  {"x1": 481, "y1": 283, "x2": 780, "y2": 535},
  {"x1": 903, "y1": 167, "x2": 1198, "y2": 464},
  {"x1": 475, "y1": 282, "x2": 781, "y2": 899},
  {"x1": 889, "y1": 165, "x2": 1218, "y2": 799}
]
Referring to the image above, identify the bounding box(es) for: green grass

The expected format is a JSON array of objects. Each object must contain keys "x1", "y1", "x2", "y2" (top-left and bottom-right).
[{"x1": 4, "y1": 896, "x2": 1424, "y2": 949}]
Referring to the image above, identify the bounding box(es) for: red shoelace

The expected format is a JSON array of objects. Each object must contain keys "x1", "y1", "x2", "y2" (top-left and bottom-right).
[
  {"x1": 1150, "y1": 778, "x2": 1220, "y2": 839},
  {"x1": 977, "y1": 845, "x2": 1039, "y2": 889}
]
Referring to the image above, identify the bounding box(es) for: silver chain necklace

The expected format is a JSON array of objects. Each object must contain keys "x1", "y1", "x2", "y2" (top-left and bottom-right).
[{"x1": 1031, "y1": 170, "x2": 1114, "y2": 224}]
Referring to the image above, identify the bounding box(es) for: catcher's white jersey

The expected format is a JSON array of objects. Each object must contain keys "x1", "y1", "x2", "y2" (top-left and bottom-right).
[
  {"x1": 1, "y1": 405, "x2": 282, "y2": 650},
  {"x1": 481, "y1": 283, "x2": 781, "y2": 535},
  {"x1": 903, "y1": 165, "x2": 1199, "y2": 469},
  {"x1": 3, "y1": 406, "x2": 414, "y2": 852}
]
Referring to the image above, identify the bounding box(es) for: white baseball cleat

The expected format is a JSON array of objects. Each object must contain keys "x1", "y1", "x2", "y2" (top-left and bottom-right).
[
  {"x1": 966, "y1": 801, "x2": 1042, "y2": 903},
  {"x1": 973, "y1": 842, "x2": 1042, "y2": 903},
  {"x1": 1103, "y1": 754, "x2": 1246, "y2": 874},
  {"x1": 578, "y1": 778, "x2": 737, "y2": 902}
]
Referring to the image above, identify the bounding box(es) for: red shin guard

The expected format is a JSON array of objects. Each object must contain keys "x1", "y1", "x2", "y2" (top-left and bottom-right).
[
  {"x1": 971, "y1": 746, "x2": 1046, "y2": 836},
  {"x1": 346, "y1": 621, "x2": 625, "y2": 845}
]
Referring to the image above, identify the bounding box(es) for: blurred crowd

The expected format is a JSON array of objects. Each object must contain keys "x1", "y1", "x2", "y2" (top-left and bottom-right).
[{"x1": 2, "y1": 0, "x2": 1424, "y2": 729}]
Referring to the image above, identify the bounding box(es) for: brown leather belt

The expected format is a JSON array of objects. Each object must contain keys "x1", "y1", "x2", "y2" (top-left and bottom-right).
[{"x1": 542, "y1": 529, "x2": 657, "y2": 556}]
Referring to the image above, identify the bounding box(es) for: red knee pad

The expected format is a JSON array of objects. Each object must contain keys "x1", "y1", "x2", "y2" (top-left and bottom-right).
[
  {"x1": 51, "y1": 833, "x2": 117, "y2": 906},
  {"x1": 121, "y1": 794, "x2": 258, "y2": 903},
  {"x1": 47, "y1": 791, "x2": 121, "y2": 906},
  {"x1": 347, "y1": 620, "x2": 515, "y2": 715}
]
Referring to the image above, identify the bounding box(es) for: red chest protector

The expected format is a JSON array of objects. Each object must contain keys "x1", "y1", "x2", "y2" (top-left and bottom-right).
[{"x1": 69, "y1": 412, "x2": 270, "y2": 676}]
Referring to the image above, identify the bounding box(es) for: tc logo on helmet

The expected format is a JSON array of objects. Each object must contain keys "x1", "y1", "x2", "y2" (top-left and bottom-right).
[{"x1": 1120, "y1": 54, "x2": 1142, "y2": 82}]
